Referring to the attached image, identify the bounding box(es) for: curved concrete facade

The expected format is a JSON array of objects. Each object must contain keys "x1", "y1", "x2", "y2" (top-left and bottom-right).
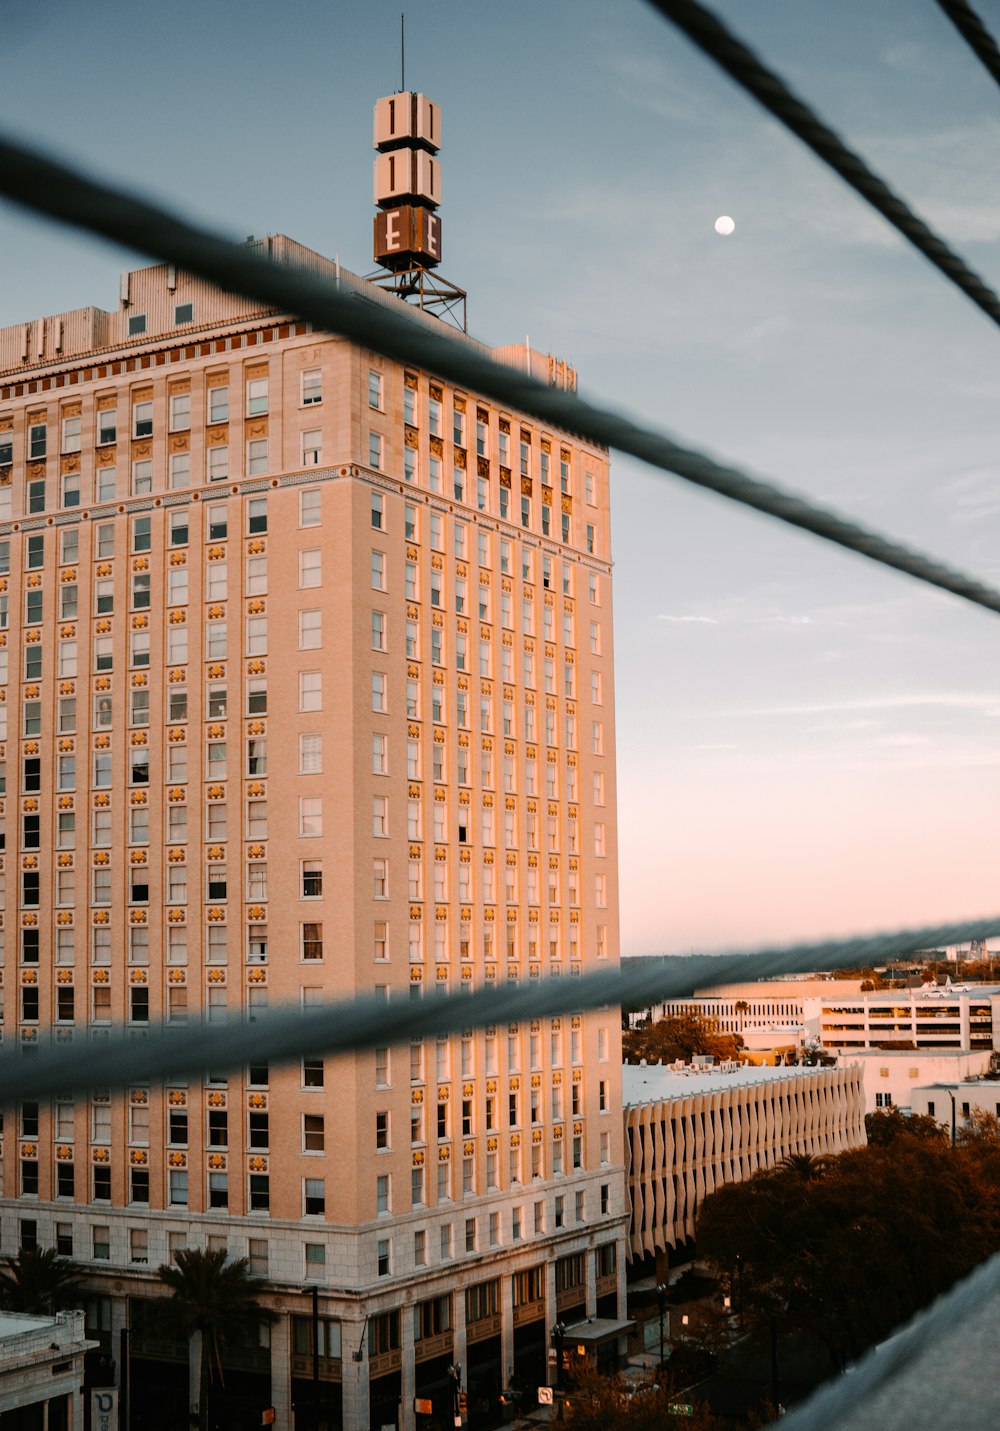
[{"x1": 623, "y1": 1063, "x2": 866, "y2": 1259}]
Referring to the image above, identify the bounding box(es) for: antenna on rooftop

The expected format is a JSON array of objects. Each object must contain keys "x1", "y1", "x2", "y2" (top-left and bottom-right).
[{"x1": 400, "y1": 13, "x2": 405, "y2": 94}]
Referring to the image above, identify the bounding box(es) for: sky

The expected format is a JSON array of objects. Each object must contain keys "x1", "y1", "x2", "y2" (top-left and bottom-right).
[{"x1": 1, "y1": 0, "x2": 999, "y2": 957}]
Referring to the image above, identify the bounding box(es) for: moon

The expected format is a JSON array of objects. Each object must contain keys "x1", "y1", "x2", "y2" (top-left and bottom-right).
[{"x1": 714, "y1": 215, "x2": 736, "y2": 236}]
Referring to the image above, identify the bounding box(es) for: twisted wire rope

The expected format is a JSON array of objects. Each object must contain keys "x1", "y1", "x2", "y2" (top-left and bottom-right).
[
  {"x1": 933, "y1": 0, "x2": 1000, "y2": 91},
  {"x1": 646, "y1": 0, "x2": 1000, "y2": 329},
  {"x1": 1, "y1": 134, "x2": 1000, "y2": 619}
]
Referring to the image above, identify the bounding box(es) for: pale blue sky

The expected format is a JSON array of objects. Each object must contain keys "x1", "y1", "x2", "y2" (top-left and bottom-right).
[{"x1": 2, "y1": 0, "x2": 999, "y2": 954}]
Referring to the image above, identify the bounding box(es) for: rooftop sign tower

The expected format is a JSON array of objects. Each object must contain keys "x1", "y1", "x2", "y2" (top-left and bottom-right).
[{"x1": 370, "y1": 80, "x2": 467, "y2": 330}]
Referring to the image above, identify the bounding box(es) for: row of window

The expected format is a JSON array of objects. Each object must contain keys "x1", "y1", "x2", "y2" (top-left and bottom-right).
[
  {"x1": 10, "y1": 915, "x2": 611, "y2": 972},
  {"x1": 0, "y1": 373, "x2": 319, "y2": 464}
]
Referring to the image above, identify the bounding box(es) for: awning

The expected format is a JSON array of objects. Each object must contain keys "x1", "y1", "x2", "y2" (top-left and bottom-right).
[{"x1": 561, "y1": 1317, "x2": 636, "y2": 1348}]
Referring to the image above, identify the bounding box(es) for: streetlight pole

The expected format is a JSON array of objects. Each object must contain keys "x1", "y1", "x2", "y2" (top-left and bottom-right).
[
  {"x1": 311, "y1": 1285, "x2": 320, "y2": 1431},
  {"x1": 655, "y1": 1284, "x2": 668, "y2": 1371},
  {"x1": 448, "y1": 1362, "x2": 462, "y2": 1426},
  {"x1": 551, "y1": 1321, "x2": 566, "y2": 1421}
]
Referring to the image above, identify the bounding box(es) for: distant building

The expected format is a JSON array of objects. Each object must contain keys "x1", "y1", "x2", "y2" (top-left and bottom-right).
[
  {"x1": 910, "y1": 1071, "x2": 1000, "y2": 1133},
  {"x1": 0, "y1": 1309, "x2": 94, "y2": 1430},
  {"x1": 622, "y1": 1062, "x2": 866, "y2": 1263},
  {"x1": 627, "y1": 978, "x2": 865, "y2": 1035},
  {"x1": 849, "y1": 1049, "x2": 993, "y2": 1116},
  {"x1": 806, "y1": 987, "x2": 1000, "y2": 1052}
]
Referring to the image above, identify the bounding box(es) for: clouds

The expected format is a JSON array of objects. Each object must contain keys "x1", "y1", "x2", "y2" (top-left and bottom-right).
[{"x1": 656, "y1": 609, "x2": 832, "y2": 628}]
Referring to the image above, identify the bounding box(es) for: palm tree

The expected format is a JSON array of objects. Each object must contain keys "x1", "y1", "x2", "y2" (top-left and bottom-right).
[
  {"x1": 775, "y1": 1152, "x2": 828, "y2": 1181},
  {"x1": 157, "y1": 1247, "x2": 274, "y2": 1431},
  {"x1": 0, "y1": 1246, "x2": 85, "y2": 1314}
]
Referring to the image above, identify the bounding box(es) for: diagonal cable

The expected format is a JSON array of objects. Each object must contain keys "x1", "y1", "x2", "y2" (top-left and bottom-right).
[
  {"x1": 933, "y1": 0, "x2": 1000, "y2": 91},
  {"x1": 1, "y1": 914, "x2": 997, "y2": 1105},
  {"x1": 2, "y1": 137, "x2": 1000, "y2": 620},
  {"x1": 645, "y1": 0, "x2": 1000, "y2": 330},
  {"x1": 773, "y1": 1244, "x2": 1000, "y2": 1431}
]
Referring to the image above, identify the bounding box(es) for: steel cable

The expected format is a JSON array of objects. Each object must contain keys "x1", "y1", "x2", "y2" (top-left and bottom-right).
[
  {"x1": 645, "y1": 0, "x2": 1000, "y2": 330},
  {"x1": 0, "y1": 914, "x2": 997, "y2": 1105},
  {"x1": 1, "y1": 136, "x2": 1000, "y2": 620},
  {"x1": 933, "y1": 0, "x2": 1000, "y2": 91}
]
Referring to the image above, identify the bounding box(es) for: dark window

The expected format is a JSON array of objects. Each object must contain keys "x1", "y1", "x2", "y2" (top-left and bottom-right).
[
  {"x1": 93, "y1": 1165, "x2": 112, "y2": 1201},
  {"x1": 248, "y1": 1112, "x2": 269, "y2": 1149},
  {"x1": 208, "y1": 1110, "x2": 229, "y2": 1147},
  {"x1": 303, "y1": 1059, "x2": 324, "y2": 1088},
  {"x1": 249, "y1": 1174, "x2": 269, "y2": 1212},
  {"x1": 129, "y1": 987, "x2": 149, "y2": 1022},
  {"x1": 130, "y1": 1168, "x2": 149, "y2": 1204}
]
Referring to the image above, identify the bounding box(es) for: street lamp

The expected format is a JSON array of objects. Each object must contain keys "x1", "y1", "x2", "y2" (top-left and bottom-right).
[
  {"x1": 448, "y1": 1363, "x2": 462, "y2": 1426},
  {"x1": 551, "y1": 1321, "x2": 567, "y2": 1421},
  {"x1": 311, "y1": 1285, "x2": 320, "y2": 1431},
  {"x1": 655, "y1": 1284, "x2": 668, "y2": 1370}
]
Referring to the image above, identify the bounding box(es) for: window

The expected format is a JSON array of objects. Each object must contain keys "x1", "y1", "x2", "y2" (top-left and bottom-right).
[
  {"x1": 247, "y1": 438, "x2": 268, "y2": 476},
  {"x1": 299, "y1": 797, "x2": 322, "y2": 838},
  {"x1": 247, "y1": 497, "x2": 268, "y2": 534},
  {"x1": 208, "y1": 385, "x2": 229, "y2": 423},
  {"x1": 302, "y1": 923, "x2": 323, "y2": 961},
  {"x1": 304, "y1": 1178, "x2": 326, "y2": 1216},
  {"x1": 373, "y1": 859, "x2": 388, "y2": 899},
  {"x1": 62, "y1": 470, "x2": 80, "y2": 507},
  {"x1": 372, "y1": 671, "x2": 387, "y2": 713},
  {"x1": 299, "y1": 547, "x2": 321, "y2": 587},
  {"x1": 298, "y1": 738, "x2": 323, "y2": 772},
  {"x1": 133, "y1": 401, "x2": 153, "y2": 438},
  {"x1": 301, "y1": 429, "x2": 322, "y2": 466},
  {"x1": 302, "y1": 368, "x2": 322, "y2": 406},
  {"x1": 247, "y1": 377, "x2": 269, "y2": 415},
  {"x1": 169, "y1": 392, "x2": 191, "y2": 431},
  {"x1": 303, "y1": 1114, "x2": 325, "y2": 1152},
  {"x1": 371, "y1": 549, "x2": 386, "y2": 590},
  {"x1": 299, "y1": 671, "x2": 322, "y2": 712},
  {"x1": 205, "y1": 444, "x2": 229, "y2": 482},
  {"x1": 369, "y1": 432, "x2": 383, "y2": 469}
]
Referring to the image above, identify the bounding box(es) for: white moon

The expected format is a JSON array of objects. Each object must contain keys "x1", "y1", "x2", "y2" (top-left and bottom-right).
[{"x1": 714, "y1": 215, "x2": 736, "y2": 235}]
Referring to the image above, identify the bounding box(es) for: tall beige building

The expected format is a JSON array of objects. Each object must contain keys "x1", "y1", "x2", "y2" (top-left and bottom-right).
[{"x1": 0, "y1": 240, "x2": 626, "y2": 1430}]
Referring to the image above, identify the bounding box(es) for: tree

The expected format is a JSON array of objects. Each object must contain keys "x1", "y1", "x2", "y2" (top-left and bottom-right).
[
  {"x1": 563, "y1": 1367, "x2": 723, "y2": 1431},
  {"x1": 775, "y1": 1152, "x2": 829, "y2": 1181},
  {"x1": 696, "y1": 1138, "x2": 1000, "y2": 1375},
  {"x1": 157, "y1": 1247, "x2": 275, "y2": 1431},
  {"x1": 623, "y1": 1013, "x2": 743, "y2": 1065},
  {"x1": 0, "y1": 1246, "x2": 85, "y2": 1314},
  {"x1": 865, "y1": 1108, "x2": 945, "y2": 1146}
]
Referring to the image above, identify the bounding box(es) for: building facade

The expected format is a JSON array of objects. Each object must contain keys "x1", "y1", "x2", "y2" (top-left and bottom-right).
[
  {"x1": 623, "y1": 1062, "x2": 866, "y2": 1261},
  {"x1": 0, "y1": 240, "x2": 627, "y2": 1430},
  {"x1": 806, "y1": 987, "x2": 1000, "y2": 1052},
  {"x1": 0, "y1": 1309, "x2": 94, "y2": 1430}
]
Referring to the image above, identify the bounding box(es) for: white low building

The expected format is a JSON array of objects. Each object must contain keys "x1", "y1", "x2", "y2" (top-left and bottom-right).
[
  {"x1": 846, "y1": 1048, "x2": 993, "y2": 1115},
  {"x1": 910, "y1": 1073, "x2": 1000, "y2": 1136},
  {"x1": 0, "y1": 1309, "x2": 95, "y2": 1430},
  {"x1": 622, "y1": 1061, "x2": 866, "y2": 1261}
]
